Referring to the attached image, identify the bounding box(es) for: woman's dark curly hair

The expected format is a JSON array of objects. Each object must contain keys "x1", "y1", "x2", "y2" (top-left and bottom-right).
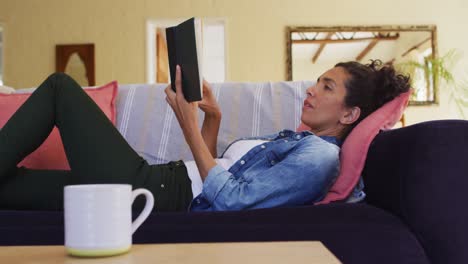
[{"x1": 335, "y1": 60, "x2": 411, "y2": 139}]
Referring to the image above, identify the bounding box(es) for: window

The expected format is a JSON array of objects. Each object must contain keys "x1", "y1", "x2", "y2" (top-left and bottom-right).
[
  {"x1": 412, "y1": 48, "x2": 434, "y2": 102},
  {"x1": 146, "y1": 18, "x2": 227, "y2": 83},
  {"x1": 0, "y1": 25, "x2": 3, "y2": 86},
  {"x1": 201, "y1": 22, "x2": 226, "y2": 82}
]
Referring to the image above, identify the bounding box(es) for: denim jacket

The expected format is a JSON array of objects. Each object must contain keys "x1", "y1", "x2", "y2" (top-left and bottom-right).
[{"x1": 189, "y1": 129, "x2": 341, "y2": 211}]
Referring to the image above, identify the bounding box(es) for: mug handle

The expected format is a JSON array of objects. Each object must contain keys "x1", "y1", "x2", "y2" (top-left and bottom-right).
[{"x1": 131, "y1": 188, "x2": 155, "y2": 234}]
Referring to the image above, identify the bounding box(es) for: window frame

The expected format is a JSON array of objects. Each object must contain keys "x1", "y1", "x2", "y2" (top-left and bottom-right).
[
  {"x1": 146, "y1": 18, "x2": 228, "y2": 84},
  {"x1": 0, "y1": 23, "x2": 4, "y2": 86}
]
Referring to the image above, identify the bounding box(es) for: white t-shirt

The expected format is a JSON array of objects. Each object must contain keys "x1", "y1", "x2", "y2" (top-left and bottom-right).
[{"x1": 184, "y1": 140, "x2": 269, "y2": 197}]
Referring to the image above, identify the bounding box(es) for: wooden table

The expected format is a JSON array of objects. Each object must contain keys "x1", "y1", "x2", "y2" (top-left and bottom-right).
[{"x1": 0, "y1": 241, "x2": 341, "y2": 264}]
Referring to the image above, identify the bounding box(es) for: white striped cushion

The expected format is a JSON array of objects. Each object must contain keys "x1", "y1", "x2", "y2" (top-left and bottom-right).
[{"x1": 115, "y1": 81, "x2": 313, "y2": 164}]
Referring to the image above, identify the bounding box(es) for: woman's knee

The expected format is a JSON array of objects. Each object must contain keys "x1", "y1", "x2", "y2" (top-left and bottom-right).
[
  {"x1": 46, "y1": 72, "x2": 82, "y2": 92},
  {"x1": 47, "y1": 72, "x2": 74, "y2": 84}
]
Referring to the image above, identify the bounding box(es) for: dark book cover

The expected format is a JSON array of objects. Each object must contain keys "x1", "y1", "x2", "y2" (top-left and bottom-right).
[{"x1": 166, "y1": 17, "x2": 203, "y2": 102}]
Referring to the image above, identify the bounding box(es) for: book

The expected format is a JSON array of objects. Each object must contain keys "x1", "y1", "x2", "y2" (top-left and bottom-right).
[{"x1": 165, "y1": 17, "x2": 203, "y2": 102}]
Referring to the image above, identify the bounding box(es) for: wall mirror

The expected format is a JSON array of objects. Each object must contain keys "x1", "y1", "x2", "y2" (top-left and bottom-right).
[{"x1": 286, "y1": 25, "x2": 438, "y2": 105}]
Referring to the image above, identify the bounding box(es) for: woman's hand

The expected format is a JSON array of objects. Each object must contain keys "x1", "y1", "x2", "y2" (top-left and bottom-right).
[
  {"x1": 199, "y1": 80, "x2": 221, "y2": 118},
  {"x1": 165, "y1": 65, "x2": 199, "y2": 134},
  {"x1": 165, "y1": 65, "x2": 217, "y2": 181}
]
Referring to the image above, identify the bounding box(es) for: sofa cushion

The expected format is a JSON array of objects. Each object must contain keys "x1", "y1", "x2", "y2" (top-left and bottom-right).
[
  {"x1": 115, "y1": 82, "x2": 312, "y2": 164},
  {"x1": 0, "y1": 204, "x2": 428, "y2": 264},
  {"x1": 0, "y1": 81, "x2": 118, "y2": 170},
  {"x1": 363, "y1": 120, "x2": 468, "y2": 264}
]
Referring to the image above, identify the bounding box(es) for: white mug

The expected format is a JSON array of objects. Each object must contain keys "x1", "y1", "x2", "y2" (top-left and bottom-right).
[{"x1": 64, "y1": 184, "x2": 154, "y2": 257}]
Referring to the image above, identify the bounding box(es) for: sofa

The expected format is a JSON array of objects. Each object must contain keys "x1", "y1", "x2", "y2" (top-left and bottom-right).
[{"x1": 1, "y1": 82, "x2": 467, "y2": 264}]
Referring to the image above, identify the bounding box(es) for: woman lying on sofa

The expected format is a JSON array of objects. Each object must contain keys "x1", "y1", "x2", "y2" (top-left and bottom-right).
[{"x1": 0, "y1": 60, "x2": 410, "y2": 212}]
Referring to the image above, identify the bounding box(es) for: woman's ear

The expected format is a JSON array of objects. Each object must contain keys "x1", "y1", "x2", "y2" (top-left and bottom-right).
[{"x1": 340, "y1": 106, "x2": 361, "y2": 125}]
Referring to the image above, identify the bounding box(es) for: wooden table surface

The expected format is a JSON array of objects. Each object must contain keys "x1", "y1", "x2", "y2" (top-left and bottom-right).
[{"x1": 0, "y1": 241, "x2": 341, "y2": 264}]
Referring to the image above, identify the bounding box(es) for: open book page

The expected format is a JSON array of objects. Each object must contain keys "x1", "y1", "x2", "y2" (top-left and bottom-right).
[{"x1": 194, "y1": 18, "x2": 203, "y2": 100}]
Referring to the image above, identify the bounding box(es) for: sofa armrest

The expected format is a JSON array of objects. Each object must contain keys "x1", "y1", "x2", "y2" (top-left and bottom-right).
[{"x1": 363, "y1": 120, "x2": 468, "y2": 264}]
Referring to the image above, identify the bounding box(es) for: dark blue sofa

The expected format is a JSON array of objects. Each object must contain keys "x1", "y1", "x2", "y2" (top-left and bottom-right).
[{"x1": 1, "y1": 120, "x2": 467, "y2": 264}]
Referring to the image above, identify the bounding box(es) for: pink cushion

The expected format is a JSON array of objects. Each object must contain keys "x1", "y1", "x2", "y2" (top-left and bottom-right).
[
  {"x1": 0, "y1": 81, "x2": 118, "y2": 170},
  {"x1": 297, "y1": 91, "x2": 411, "y2": 204}
]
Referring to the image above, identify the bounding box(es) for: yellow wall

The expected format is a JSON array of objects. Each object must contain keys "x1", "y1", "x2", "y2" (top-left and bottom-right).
[{"x1": 0, "y1": 0, "x2": 467, "y2": 124}]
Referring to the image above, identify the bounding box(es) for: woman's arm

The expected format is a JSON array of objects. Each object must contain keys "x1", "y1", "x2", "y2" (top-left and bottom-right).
[
  {"x1": 200, "y1": 80, "x2": 222, "y2": 158},
  {"x1": 165, "y1": 66, "x2": 217, "y2": 181},
  {"x1": 201, "y1": 113, "x2": 221, "y2": 158}
]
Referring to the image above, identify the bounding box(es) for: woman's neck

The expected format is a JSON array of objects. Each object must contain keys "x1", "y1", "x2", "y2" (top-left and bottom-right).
[{"x1": 309, "y1": 126, "x2": 344, "y2": 140}]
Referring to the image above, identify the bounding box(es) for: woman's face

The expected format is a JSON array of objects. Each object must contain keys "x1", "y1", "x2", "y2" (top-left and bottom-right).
[{"x1": 301, "y1": 66, "x2": 357, "y2": 137}]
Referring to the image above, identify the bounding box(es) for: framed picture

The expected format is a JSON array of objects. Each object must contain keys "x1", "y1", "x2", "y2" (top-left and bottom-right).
[{"x1": 56, "y1": 44, "x2": 95, "y2": 86}]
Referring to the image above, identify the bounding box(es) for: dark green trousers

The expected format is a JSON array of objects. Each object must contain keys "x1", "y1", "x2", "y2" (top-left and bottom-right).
[{"x1": 0, "y1": 73, "x2": 192, "y2": 211}]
